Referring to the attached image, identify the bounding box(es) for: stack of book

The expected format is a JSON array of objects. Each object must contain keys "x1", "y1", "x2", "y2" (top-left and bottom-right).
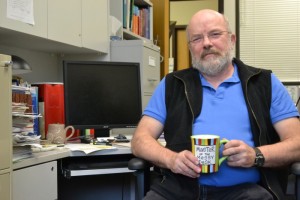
[
  {"x1": 12, "y1": 85, "x2": 41, "y2": 145},
  {"x1": 123, "y1": 0, "x2": 151, "y2": 39}
]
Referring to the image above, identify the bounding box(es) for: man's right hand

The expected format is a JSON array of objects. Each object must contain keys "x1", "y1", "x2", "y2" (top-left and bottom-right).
[{"x1": 168, "y1": 150, "x2": 201, "y2": 178}]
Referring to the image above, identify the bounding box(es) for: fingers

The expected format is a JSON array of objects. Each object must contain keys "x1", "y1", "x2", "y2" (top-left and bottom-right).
[
  {"x1": 223, "y1": 140, "x2": 255, "y2": 167},
  {"x1": 170, "y1": 150, "x2": 201, "y2": 178}
]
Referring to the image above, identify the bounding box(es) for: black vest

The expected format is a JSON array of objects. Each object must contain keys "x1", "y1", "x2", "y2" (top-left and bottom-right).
[{"x1": 151, "y1": 58, "x2": 288, "y2": 200}]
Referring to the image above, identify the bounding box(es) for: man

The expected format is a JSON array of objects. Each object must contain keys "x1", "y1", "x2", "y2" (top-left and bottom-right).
[{"x1": 131, "y1": 9, "x2": 300, "y2": 200}]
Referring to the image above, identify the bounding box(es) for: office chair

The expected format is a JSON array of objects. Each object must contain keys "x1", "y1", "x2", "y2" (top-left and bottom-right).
[
  {"x1": 291, "y1": 162, "x2": 300, "y2": 200},
  {"x1": 129, "y1": 158, "x2": 300, "y2": 200},
  {"x1": 128, "y1": 158, "x2": 151, "y2": 199}
]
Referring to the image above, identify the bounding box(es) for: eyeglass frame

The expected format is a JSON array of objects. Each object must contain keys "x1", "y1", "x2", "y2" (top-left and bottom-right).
[{"x1": 188, "y1": 30, "x2": 231, "y2": 45}]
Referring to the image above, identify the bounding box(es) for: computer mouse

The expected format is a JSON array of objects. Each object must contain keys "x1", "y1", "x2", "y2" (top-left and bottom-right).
[{"x1": 115, "y1": 134, "x2": 127, "y2": 139}]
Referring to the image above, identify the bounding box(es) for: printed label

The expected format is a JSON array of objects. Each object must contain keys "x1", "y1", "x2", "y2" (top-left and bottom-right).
[{"x1": 195, "y1": 145, "x2": 216, "y2": 165}]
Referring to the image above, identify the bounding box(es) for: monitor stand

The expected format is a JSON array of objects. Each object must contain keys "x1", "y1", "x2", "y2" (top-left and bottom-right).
[{"x1": 94, "y1": 128, "x2": 110, "y2": 138}]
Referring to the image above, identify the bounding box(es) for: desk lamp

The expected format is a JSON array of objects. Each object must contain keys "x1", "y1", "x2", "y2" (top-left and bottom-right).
[{"x1": 12, "y1": 55, "x2": 32, "y2": 75}]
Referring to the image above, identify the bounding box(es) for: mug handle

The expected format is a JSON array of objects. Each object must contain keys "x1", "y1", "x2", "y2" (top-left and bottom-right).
[
  {"x1": 65, "y1": 126, "x2": 75, "y2": 141},
  {"x1": 219, "y1": 139, "x2": 229, "y2": 165}
]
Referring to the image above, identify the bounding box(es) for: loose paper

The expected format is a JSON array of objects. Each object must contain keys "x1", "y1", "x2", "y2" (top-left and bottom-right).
[{"x1": 7, "y1": 0, "x2": 35, "y2": 25}]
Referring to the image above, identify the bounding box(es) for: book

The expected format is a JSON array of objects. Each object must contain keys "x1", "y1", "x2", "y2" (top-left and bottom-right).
[
  {"x1": 128, "y1": 0, "x2": 134, "y2": 30},
  {"x1": 123, "y1": 0, "x2": 128, "y2": 28},
  {"x1": 38, "y1": 102, "x2": 45, "y2": 138}
]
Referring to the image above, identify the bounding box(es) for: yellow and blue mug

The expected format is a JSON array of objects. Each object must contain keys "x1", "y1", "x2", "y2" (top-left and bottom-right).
[{"x1": 191, "y1": 134, "x2": 229, "y2": 173}]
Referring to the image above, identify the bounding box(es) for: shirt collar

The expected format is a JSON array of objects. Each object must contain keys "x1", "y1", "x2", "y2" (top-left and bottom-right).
[{"x1": 199, "y1": 63, "x2": 240, "y2": 86}]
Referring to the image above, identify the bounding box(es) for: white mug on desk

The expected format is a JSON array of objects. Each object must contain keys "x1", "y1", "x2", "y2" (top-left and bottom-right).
[{"x1": 47, "y1": 124, "x2": 75, "y2": 144}]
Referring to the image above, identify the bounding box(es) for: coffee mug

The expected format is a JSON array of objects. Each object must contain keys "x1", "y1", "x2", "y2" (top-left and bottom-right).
[
  {"x1": 191, "y1": 134, "x2": 229, "y2": 173},
  {"x1": 47, "y1": 124, "x2": 75, "y2": 144}
]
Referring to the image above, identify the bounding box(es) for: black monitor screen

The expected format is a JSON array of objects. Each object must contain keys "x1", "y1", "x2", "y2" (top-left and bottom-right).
[{"x1": 63, "y1": 61, "x2": 142, "y2": 137}]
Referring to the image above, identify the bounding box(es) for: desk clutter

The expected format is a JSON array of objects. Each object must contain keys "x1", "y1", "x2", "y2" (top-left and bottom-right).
[
  {"x1": 11, "y1": 78, "x2": 70, "y2": 161},
  {"x1": 12, "y1": 84, "x2": 41, "y2": 145},
  {"x1": 11, "y1": 79, "x2": 65, "y2": 143}
]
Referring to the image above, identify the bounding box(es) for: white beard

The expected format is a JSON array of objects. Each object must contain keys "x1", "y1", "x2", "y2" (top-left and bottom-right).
[{"x1": 192, "y1": 44, "x2": 234, "y2": 76}]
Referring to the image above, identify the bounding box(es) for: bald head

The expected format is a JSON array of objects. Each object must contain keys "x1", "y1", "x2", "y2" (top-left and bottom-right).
[{"x1": 186, "y1": 9, "x2": 231, "y2": 39}]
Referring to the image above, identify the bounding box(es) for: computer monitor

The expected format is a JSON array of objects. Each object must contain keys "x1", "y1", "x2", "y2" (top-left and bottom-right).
[{"x1": 63, "y1": 60, "x2": 142, "y2": 138}]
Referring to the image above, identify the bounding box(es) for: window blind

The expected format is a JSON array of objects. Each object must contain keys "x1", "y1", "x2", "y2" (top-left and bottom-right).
[{"x1": 239, "y1": 0, "x2": 300, "y2": 82}]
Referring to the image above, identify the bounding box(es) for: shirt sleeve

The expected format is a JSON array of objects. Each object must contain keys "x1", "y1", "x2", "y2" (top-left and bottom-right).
[
  {"x1": 143, "y1": 77, "x2": 167, "y2": 124},
  {"x1": 270, "y1": 73, "x2": 299, "y2": 124}
]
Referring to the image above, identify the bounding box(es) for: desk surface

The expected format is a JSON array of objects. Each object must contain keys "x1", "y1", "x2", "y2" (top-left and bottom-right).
[{"x1": 13, "y1": 143, "x2": 132, "y2": 170}]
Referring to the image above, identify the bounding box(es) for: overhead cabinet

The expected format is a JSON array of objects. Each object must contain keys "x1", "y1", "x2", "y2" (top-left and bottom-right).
[
  {"x1": 48, "y1": 0, "x2": 82, "y2": 47},
  {"x1": 48, "y1": 0, "x2": 109, "y2": 52},
  {"x1": 0, "y1": 0, "x2": 109, "y2": 54},
  {"x1": 0, "y1": 0, "x2": 47, "y2": 38}
]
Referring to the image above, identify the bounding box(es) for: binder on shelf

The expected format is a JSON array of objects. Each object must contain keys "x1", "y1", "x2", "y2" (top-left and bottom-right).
[{"x1": 30, "y1": 86, "x2": 39, "y2": 135}]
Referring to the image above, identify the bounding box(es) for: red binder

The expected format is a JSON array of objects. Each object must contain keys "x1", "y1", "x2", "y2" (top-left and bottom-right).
[{"x1": 32, "y1": 83, "x2": 65, "y2": 139}]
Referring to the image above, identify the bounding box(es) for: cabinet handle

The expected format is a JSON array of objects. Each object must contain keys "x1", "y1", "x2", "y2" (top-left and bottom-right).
[{"x1": 1, "y1": 61, "x2": 12, "y2": 68}]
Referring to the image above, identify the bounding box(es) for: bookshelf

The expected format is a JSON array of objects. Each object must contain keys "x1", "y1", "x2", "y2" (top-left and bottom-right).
[{"x1": 110, "y1": 0, "x2": 153, "y2": 42}]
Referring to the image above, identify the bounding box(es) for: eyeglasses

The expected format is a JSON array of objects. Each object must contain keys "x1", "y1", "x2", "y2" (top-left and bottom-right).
[{"x1": 188, "y1": 31, "x2": 231, "y2": 45}]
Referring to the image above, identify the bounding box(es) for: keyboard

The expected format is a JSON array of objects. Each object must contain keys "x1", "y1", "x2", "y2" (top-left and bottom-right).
[{"x1": 114, "y1": 138, "x2": 130, "y2": 143}]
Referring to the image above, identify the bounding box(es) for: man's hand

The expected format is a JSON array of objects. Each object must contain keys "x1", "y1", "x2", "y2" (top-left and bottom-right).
[
  {"x1": 167, "y1": 150, "x2": 201, "y2": 178},
  {"x1": 222, "y1": 140, "x2": 256, "y2": 168}
]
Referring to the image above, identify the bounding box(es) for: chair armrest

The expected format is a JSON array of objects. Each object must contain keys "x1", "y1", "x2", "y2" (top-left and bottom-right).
[
  {"x1": 291, "y1": 162, "x2": 300, "y2": 175},
  {"x1": 128, "y1": 157, "x2": 151, "y2": 198},
  {"x1": 128, "y1": 157, "x2": 149, "y2": 170}
]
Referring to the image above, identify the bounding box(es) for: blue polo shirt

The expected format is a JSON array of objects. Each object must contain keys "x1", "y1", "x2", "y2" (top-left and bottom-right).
[{"x1": 143, "y1": 64, "x2": 299, "y2": 187}]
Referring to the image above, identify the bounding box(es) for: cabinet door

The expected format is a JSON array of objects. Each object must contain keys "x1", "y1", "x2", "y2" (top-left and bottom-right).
[
  {"x1": 82, "y1": 0, "x2": 109, "y2": 53},
  {"x1": 0, "y1": 0, "x2": 47, "y2": 38},
  {"x1": 0, "y1": 173, "x2": 10, "y2": 200},
  {"x1": 13, "y1": 161, "x2": 57, "y2": 200},
  {"x1": 48, "y1": 0, "x2": 81, "y2": 47},
  {"x1": 0, "y1": 56, "x2": 12, "y2": 171}
]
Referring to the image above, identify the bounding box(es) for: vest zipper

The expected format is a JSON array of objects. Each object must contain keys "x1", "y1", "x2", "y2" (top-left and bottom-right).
[
  {"x1": 245, "y1": 73, "x2": 279, "y2": 200},
  {"x1": 174, "y1": 75, "x2": 195, "y2": 126},
  {"x1": 245, "y1": 74, "x2": 262, "y2": 144}
]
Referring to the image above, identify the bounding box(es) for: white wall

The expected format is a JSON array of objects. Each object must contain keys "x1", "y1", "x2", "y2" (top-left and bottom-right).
[
  {"x1": 170, "y1": 0, "x2": 218, "y2": 25},
  {"x1": 169, "y1": 0, "x2": 218, "y2": 62},
  {"x1": 0, "y1": 45, "x2": 60, "y2": 83},
  {"x1": 223, "y1": 0, "x2": 236, "y2": 56},
  {"x1": 0, "y1": 45, "x2": 110, "y2": 84}
]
